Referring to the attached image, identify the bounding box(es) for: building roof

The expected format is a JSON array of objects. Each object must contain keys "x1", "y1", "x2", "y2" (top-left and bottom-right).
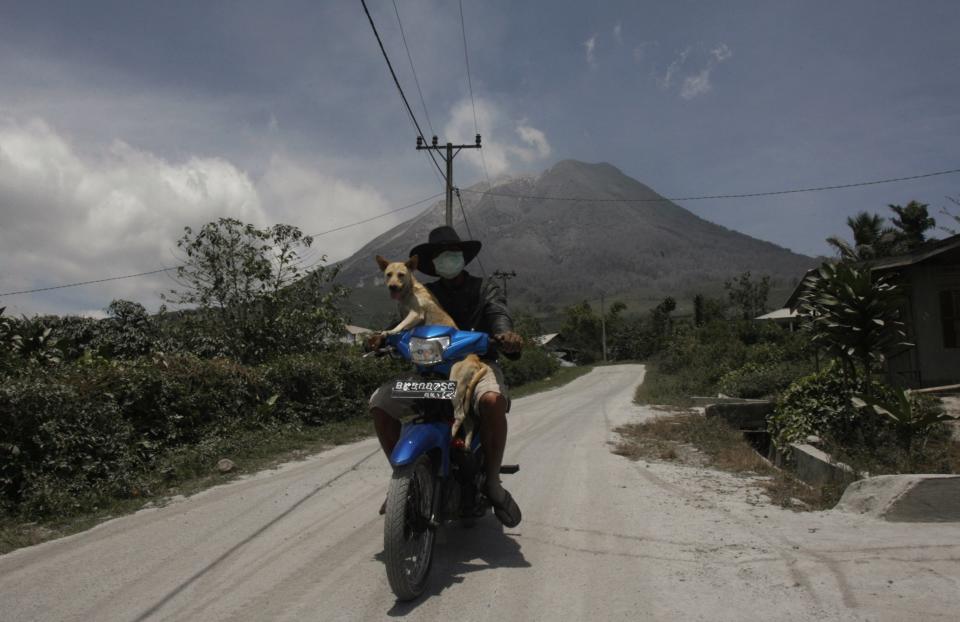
[
  {"x1": 532, "y1": 333, "x2": 559, "y2": 346},
  {"x1": 783, "y1": 233, "x2": 960, "y2": 309},
  {"x1": 755, "y1": 308, "x2": 799, "y2": 321},
  {"x1": 862, "y1": 233, "x2": 960, "y2": 272}
]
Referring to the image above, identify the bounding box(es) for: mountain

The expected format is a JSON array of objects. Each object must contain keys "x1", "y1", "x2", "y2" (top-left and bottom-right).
[{"x1": 334, "y1": 160, "x2": 816, "y2": 324}]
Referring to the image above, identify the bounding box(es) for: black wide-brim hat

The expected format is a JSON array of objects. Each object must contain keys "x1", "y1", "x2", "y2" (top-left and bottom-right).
[{"x1": 409, "y1": 226, "x2": 482, "y2": 277}]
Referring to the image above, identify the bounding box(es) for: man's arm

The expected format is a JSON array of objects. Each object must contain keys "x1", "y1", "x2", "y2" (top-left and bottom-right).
[{"x1": 482, "y1": 278, "x2": 522, "y2": 356}]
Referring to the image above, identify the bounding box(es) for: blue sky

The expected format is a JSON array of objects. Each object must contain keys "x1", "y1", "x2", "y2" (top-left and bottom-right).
[{"x1": 1, "y1": 1, "x2": 958, "y2": 315}]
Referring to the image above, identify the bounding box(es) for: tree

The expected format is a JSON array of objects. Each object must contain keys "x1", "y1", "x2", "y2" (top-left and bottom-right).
[
  {"x1": 724, "y1": 272, "x2": 770, "y2": 320},
  {"x1": 164, "y1": 219, "x2": 346, "y2": 362},
  {"x1": 939, "y1": 196, "x2": 960, "y2": 235},
  {"x1": 888, "y1": 201, "x2": 936, "y2": 251},
  {"x1": 559, "y1": 300, "x2": 626, "y2": 363},
  {"x1": 826, "y1": 211, "x2": 898, "y2": 261},
  {"x1": 796, "y1": 262, "x2": 911, "y2": 389}
]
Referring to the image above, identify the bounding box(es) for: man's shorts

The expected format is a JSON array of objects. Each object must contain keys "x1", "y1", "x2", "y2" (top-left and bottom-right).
[{"x1": 369, "y1": 361, "x2": 509, "y2": 420}]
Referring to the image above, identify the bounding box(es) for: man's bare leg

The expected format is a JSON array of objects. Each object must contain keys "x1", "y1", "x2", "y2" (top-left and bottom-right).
[
  {"x1": 372, "y1": 407, "x2": 401, "y2": 458},
  {"x1": 478, "y1": 392, "x2": 509, "y2": 499}
]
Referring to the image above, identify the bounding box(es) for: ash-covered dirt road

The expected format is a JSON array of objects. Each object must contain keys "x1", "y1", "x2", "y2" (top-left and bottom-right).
[{"x1": 2, "y1": 364, "x2": 959, "y2": 621}]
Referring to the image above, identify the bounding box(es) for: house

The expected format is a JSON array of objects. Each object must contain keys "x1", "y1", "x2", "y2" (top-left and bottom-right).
[
  {"x1": 781, "y1": 235, "x2": 960, "y2": 388},
  {"x1": 532, "y1": 333, "x2": 577, "y2": 366},
  {"x1": 754, "y1": 307, "x2": 799, "y2": 330}
]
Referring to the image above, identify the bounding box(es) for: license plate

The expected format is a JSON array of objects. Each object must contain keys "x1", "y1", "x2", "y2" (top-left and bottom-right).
[{"x1": 391, "y1": 379, "x2": 457, "y2": 400}]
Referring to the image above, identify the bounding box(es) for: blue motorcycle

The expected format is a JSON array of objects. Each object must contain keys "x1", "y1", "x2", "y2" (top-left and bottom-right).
[{"x1": 370, "y1": 325, "x2": 518, "y2": 601}]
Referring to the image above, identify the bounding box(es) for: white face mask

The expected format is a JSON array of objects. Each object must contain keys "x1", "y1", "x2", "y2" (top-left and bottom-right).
[{"x1": 433, "y1": 251, "x2": 465, "y2": 278}]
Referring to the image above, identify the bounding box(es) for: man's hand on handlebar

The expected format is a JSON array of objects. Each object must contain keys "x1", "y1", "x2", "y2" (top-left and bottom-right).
[
  {"x1": 364, "y1": 332, "x2": 386, "y2": 353},
  {"x1": 494, "y1": 331, "x2": 523, "y2": 354}
]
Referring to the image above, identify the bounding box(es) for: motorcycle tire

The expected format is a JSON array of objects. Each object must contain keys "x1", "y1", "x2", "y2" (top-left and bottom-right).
[{"x1": 383, "y1": 455, "x2": 436, "y2": 601}]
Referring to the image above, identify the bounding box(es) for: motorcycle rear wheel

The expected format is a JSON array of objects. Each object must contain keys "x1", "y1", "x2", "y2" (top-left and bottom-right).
[{"x1": 383, "y1": 455, "x2": 436, "y2": 601}]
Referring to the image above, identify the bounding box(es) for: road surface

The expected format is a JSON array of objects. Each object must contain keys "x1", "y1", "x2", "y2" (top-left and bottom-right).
[{"x1": 2, "y1": 364, "x2": 959, "y2": 621}]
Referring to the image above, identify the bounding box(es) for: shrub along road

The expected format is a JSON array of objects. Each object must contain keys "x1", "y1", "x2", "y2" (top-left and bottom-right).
[{"x1": 1, "y1": 365, "x2": 959, "y2": 621}]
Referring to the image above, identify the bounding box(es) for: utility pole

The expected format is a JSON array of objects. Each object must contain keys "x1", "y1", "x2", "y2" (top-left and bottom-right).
[
  {"x1": 600, "y1": 292, "x2": 608, "y2": 363},
  {"x1": 417, "y1": 134, "x2": 482, "y2": 227},
  {"x1": 492, "y1": 269, "x2": 517, "y2": 299}
]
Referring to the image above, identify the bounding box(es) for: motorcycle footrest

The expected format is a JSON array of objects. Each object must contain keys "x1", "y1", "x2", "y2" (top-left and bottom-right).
[{"x1": 499, "y1": 464, "x2": 519, "y2": 474}]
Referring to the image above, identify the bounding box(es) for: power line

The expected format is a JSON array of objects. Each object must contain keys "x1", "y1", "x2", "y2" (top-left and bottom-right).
[
  {"x1": 0, "y1": 192, "x2": 445, "y2": 298},
  {"x1": 458, "y1": 0, "x2": 480, "y2": 135},
  {"x1": 0, "y1": 267, "x2": 177, "y2": 298},
  {"x1": 454, "y1": 187, "x2": 485, "y2": 276},
  {"x1": 392, "y1": 0, "x2": 434, "y2": 137},
  {"x1": 456, "y1": 0, "x2": 500, "y2": 265},
  {"x1": 359, "y1": 0, "x2": 446, "y2": 184},
  {"x1": 389, "y1": 0, "x2": 445, "y2": 189},
  {"x1": 460, "y1": 167, "x2": 960, "y2": 203},
  {"x1": 307, "y1": 192, "x2": 443, "y2": 238}
]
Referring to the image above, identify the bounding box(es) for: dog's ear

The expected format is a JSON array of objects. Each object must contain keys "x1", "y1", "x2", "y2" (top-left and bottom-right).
[
  {"x1": 405, "y1": 255, "x2": 419, "y2": 271},
  {"x1": 375, "y1": 255, "x2": 390, "y2": 271}
]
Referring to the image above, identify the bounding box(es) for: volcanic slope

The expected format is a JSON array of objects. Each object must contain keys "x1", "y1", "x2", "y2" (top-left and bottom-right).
[{"x1": 335, "y1": 160, "x2": 815, "y2": 319}]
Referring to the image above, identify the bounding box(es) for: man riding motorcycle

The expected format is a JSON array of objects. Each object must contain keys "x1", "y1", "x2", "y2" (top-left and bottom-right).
[{"x1": 366, "y1": 226, "x2": 523, "y2": 527}]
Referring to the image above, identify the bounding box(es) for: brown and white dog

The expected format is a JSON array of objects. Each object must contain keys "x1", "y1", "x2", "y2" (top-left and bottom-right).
[{"x1": 376, "y1": 254, "x2": 489, "y2": 443}]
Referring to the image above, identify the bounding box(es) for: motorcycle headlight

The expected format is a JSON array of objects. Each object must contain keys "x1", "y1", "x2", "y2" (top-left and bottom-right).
[{"x1": 408, "y1": 336, "x2": 450, "y2": 365}]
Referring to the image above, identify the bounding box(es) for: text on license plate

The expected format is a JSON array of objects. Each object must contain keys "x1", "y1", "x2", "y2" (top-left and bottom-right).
[{"x1": 391, "y1": 380, "x2": 457, "y2": 400}]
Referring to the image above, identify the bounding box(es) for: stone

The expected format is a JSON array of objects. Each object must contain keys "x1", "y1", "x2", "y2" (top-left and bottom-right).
[
  {"x1": 789, "y1": 443, "x2": 857, "y2": 486},
  {"x1": 837, "y1": 475, "x2": 960, "y2": 522},
  {"x1": 217, "y1": 458, "x2": 236, "y2": 473}
]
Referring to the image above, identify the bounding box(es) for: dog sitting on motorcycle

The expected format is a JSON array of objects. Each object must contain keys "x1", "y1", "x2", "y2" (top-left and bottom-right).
[{"x1": 366, "y1": 226, "x2": 523, "y2": 528}]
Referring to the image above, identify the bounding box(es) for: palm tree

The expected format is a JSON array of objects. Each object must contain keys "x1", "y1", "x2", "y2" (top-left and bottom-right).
[
  {"x1": 826, "y1": 211, "x2": 898, "y2": 261},
  {"x1": 888, "y1": 201, "x2": 936, "y2": 251}
]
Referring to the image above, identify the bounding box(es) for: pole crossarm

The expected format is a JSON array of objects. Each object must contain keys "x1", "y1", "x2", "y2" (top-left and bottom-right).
[{"x1": 416, "y1": 135, "x2": 482, "y2": 227}]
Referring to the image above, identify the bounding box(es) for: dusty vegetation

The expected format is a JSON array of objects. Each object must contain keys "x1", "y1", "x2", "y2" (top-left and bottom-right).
[
  {"x1": 614, "y1": 412, "x2": 839, "y2": 511},
  {"x1": 0, "y1": 218, "x2": 569, "y2": 554}
]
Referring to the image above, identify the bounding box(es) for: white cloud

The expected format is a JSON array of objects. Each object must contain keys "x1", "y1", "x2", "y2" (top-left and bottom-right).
[
  {"x1": 256, "y1": 155, "x2": 393, "y2": 262},
  {"x1": 680, "y1": 70, "x2": 712, "y2": 99},
  {"x1": 584, "y1": 35, "x2": 597, "y2": 66},
  {"x1": 0, "y1": 117, "x2": 397, "y2": 315},
  {"x1": 712, "y1": 43, "x2": 733, "y2": 62},
  {"x1": 443, "y1": 99, "x2": 552, "y2": 177},
  {"x1": 514, "y1": 125, "x2": 551, "y2": 160},
  {"x1": 659, "y1": 43, "x2": 733, "y2": 100},
  {"x1": 659, "y1": 47, "x2": 692, "y2": 89},
  {"x1": 613, "y1": 23, "x2": 622, "y2": 46}
]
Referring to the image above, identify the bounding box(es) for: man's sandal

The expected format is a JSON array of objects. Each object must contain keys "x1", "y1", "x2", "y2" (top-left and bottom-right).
[{"x1": 488, "y1": 488, "x2": 522, "y2": 528}]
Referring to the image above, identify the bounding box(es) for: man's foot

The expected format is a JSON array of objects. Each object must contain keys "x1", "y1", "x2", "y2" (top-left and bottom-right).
[
  {"x1": 379, "y1": 497, "x2": 387, "y2": 515},
  {"x1": 485, "y1": 481, "x2": 522, "y2": 528}
]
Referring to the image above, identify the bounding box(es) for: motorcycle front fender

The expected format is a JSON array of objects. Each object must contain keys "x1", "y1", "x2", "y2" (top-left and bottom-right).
[{"x1": 390, "y1": 420, "x2": 451, "y2": 477}]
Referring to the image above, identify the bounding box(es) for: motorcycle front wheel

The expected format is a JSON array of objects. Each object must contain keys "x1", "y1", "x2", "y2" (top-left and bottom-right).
[{"x1": 383, "y1": 454, "x2": 436, "y2": 601}]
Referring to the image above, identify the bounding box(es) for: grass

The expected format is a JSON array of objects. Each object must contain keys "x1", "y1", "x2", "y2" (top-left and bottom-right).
[
  {"x1": 613, "y1": 412, "x2": 839, "y2": 511},
  {"x1": 633, "y1": 365, "x2": 700, "y2": 408},
  {"x1": 0, "y1": 416, "x2": 373, "y2": 556},
  {"x1": 510, "y1": 364, "x2": 594, "y2": 399}
]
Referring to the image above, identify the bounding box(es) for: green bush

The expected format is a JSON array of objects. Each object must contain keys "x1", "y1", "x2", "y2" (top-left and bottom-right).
[
  {"x1": 0, "y1": 374, "x2": 144, "y2": 515},
  {"x1": 0, "y1": 348, "x2": 401, "y2": 519},
  {"x1": 718, "y1": 360, "x2": 813, "y2": 399},
  {"x1": 768, "y1": 362, "x2": 898, "y2": 451},
  {"x1": 262, "y1": 351, "x2": 401, "y2": 424},
  {"x1": 501, "y1": 346, "x2": 560, "y2": 387}
]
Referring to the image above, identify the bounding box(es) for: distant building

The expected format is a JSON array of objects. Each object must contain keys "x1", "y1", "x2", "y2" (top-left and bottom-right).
[
  {"x1": 754, "y1": 307, "x2": 799, "y2": 330},
  {"x1": 532, "y1": 333, "x2": 577, "y2": 365},
  {"x1": 782, "y1": 234, "x2": 960, "y2": 388}
]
